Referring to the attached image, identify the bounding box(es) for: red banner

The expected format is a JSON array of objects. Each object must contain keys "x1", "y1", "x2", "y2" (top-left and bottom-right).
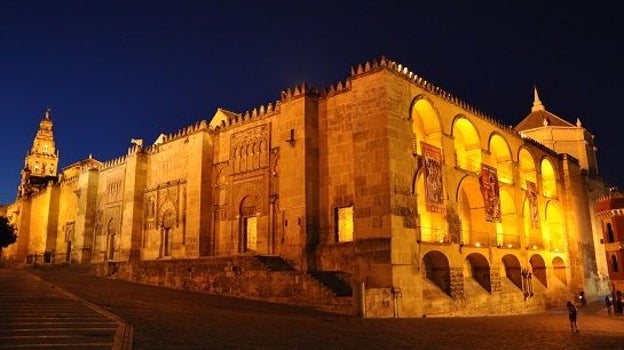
[
  {"x1": 422, "y1": 142, "x2": 444, "y2": 213},
  {"x1": 481, "y1": 164, "x2": 501, "y2": 222},
  {"x1": 527, "y1": 181, "x2": 539, "y2": 227}
]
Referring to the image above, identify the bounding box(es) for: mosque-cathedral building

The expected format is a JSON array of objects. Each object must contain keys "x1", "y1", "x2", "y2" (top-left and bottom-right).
[{"x1": 1, "y1": 56, "x2": 615, "y2": 317}]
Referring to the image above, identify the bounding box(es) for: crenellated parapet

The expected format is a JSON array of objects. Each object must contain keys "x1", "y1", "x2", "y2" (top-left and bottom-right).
[
  {"x1": 98, "y1": 154, "x2": 128, "y2": 170},
  {"x1": 279, "y1": 82, "x2": 320, "y2": 100},
  {"x1": 350, "y1": 56, "x2": 524, "y2": 136},
  {"x1": 211, "y1": 101, "x2": 280, "y2": 132},
  {"x1": 596, "y1": 190, "x2": 624, "y2": 218},
  {"x1": 598, "y1": 191, "x2": 624, "y2": 202},
  {"x1": 320, "y1": 79, "x2": 352, "y2": 98},
  {"x1": 140, "y1": 120, "x2": 209, "y2": 154}
]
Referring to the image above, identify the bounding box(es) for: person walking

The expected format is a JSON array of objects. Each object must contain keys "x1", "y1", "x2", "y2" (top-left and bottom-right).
[
  {"x1": 606, "y1": 295, "x2": 613, "y2": 316},
  {"x1": 566, "y1": 300, "x2": 579, "y2": 333}
]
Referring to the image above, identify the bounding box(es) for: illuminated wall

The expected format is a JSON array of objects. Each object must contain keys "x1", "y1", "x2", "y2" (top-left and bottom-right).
[{"x1": 3, "y1": 57, "x2": 609, "y2": 317}]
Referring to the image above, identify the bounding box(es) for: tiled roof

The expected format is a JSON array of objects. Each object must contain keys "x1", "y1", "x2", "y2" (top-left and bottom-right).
[{"x1": 515, "y1": 109, "x2": 574, "y2": 131}]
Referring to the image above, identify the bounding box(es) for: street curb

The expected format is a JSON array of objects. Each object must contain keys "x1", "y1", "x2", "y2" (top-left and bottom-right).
[{"x1": 26, "y1": 270, "x2": 133, "y2": 350}]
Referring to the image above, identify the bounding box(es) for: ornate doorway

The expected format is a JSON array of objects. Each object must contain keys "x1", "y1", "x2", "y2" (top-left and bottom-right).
[
  {"x1": 161, "y1": 210, "x2": 175, "y2": 257},
  {"x1": 64, "y1": 222, "x2": 74, "y2": 263},
  {"x1": 240, "y1": 195, "x2": 258, "y2": 253},
  {"x1": 107, "y1": 218, "x2": 118, "y2": 260}
]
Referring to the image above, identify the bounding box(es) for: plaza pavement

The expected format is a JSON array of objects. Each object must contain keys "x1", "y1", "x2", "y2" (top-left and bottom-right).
[{"x1": 4, "y1": 265, "x2": 624, "y2": 349}]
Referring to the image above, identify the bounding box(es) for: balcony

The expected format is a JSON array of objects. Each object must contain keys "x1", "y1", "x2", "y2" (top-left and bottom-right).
[{"x1": 418, "y1": 225, "x2": 451, "y2": 245}]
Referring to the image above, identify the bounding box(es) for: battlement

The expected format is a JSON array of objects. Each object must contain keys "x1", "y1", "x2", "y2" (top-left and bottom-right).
[
  {"x1": 279, "y1": 82, "x2": 320, "y2": 100},
  {"x1": 597, "y1": 190, "x2": 624, "y2": 203},
  {"x1": 349, "y1": 56, "x2": 524, "y2": 135},
  {"x1": 99, "y1": 154, "x2": 127, "y2": 170},
  {"x1": 211, "y1": 101, "x2": 280, "y2": 131},
  {"x1": 144, "y1": 119, "x2": 210, "y2": 153},
  {"x1": 320, "y1": 79, "x2": 352, "y2": 97}
]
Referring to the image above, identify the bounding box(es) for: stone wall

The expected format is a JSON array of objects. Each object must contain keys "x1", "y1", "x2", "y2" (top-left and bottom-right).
[{"x1": 97, "y1": 257, "x2": 354, "y2": 315}]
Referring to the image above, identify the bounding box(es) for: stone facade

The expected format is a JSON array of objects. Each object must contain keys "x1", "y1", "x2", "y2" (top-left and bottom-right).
[
  {"x1": 595, "y1": 191, "x2": 624, "y2": 292},
  {"x1": 1, "y1": 56, "x2": 612, "y2": 317}
]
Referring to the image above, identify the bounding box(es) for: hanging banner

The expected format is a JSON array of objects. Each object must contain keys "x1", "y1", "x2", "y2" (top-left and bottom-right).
[
  {"x1": 421, "y1": 142, "x2": 444, "y2": 213},
  {"x1": 527, "y1": 181, "x2": 539, "y2": 228},
  {"x1": 481, "y1": 163, "x2": 501, "y2": 222}
]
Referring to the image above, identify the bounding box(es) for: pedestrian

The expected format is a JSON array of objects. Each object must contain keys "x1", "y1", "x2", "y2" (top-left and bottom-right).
[
  {"x1": 566, "y1": 300, "x2": 579, "y2": 333},
  {"x1": 605, "y1": 295, "x2": 613, "y2": 316},
  {"x1": 578, "y1": 291, "x2": 586, "y2": 307}
]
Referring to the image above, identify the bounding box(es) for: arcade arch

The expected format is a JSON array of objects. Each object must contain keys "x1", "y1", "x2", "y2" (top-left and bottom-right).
[
  {"x1": 541, "y1": 158, "x2": 557, "y2": 198},
  {"x1": 457, "y1": 176, "x2": 489, "y2": 247},
  {"x1": 466, "y1": 253, "x2": 491, "y2": 293},
  {"x1": 545, "y1": 201, "x2": 565, "y2": 252},
  {"x1": 518, "y1": 148, "x2": 537, "y2": 189},
  {"x1": 502, "y1": 254, "x2": 522, "y2": 290},
  {"x1": 415, "y1": 172, "x2": 447, "y2": 243},
  {"x1": 530, "y1": 254, "x2": 547, "y2": 287},
  {"x1": 423, "y1": 250, "x2": 451, "y2": 296},
  {"x1": 410, "y1": 97, "x2": 443, "y2": 154},
  {"x1": 497, "y1": 190, "x2": 519, "y2": 248},
  {"x1": 452, "y1": 117, "x2": 481, "y2": 172},
  {"x1": 523, "y1": 197, "x2": 544, "y2": 249},
  {"x1": 489, "y1": 134, "x2": 513, "y2": 184},
  {"x1": 553, "y1": 256, "x2": 567, "y2": 285}
]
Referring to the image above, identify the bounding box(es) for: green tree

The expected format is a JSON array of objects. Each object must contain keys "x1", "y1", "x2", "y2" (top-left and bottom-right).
[{"x1": 0, "y1": 216, "x2": 18, "y2": 248}]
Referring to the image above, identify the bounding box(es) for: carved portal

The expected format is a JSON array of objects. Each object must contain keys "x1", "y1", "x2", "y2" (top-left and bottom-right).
[
  {"x1": 64, "y1": 222, "x2": 75, "y2": 262},
  {"x1": 107, "y1": 217, "x2": 119, "y2": 260},
  {"x1": 239, "y1": 195, "x2": 259, "y2": 252},
  {"x1": 142, "y1": 180, "x2": 187, "y2": 257}
]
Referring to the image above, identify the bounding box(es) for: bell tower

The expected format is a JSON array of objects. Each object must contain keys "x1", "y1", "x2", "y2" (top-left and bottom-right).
[{"x1": 18, "y1": 108, "x2": 59, "y2": 198}]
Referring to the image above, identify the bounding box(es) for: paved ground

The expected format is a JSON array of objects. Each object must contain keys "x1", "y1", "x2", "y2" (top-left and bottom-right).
[
  {"x1": 7, "y1": 265, "x2": 624, "y2": 349},
  {"x1": 0, "y1": 268, "x2": 129, "y2": 350}
]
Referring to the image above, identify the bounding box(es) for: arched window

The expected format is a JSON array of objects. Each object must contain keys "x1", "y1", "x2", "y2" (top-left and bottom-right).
[
  {"x1": 458, "y1": 176, "x2": 488, "y2": 247},
  {"x1": 452, "y1": 117, "x2": 481, "y2": 172},
  {"x1": 410, "y1": 97, "x2": 443, "y2": 154},
  {"x1": 545, "y1": 201, "x2": 565, "y2": 252},
  {"x1": 607, "y1": 223, "x2": 615, "y2": 243},
  {"x1": 489, "y1": 134, "x2": 513, "y2": 184},
  {"x1": 612, "y1": 255, "x2": 619, "y2": 273},
  {"x1": 541, "y1": 158, "x2": 557, "y2": 198}
]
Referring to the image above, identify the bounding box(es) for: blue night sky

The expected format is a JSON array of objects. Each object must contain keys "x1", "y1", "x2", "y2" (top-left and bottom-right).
[{"x1": 1, "y1": 1, "x2": 622, "y2": 204}]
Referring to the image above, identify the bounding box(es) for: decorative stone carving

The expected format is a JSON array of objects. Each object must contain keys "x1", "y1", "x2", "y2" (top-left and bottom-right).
[
  {"x1": 212, "y1": 162, "x2": 229, "y2": 187},
  {"x1": 231, "y1": 181, "x2": 265, "y2": 218},
  {"x1": 230, "y1": 125, "x2": 270, "y2": 174},
  {"x1": 143, "y1": 179, "x2": 186, "y2": 230},
  {"x1": 64, "y1": 222, "x2": 75, "y2": 242}
]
